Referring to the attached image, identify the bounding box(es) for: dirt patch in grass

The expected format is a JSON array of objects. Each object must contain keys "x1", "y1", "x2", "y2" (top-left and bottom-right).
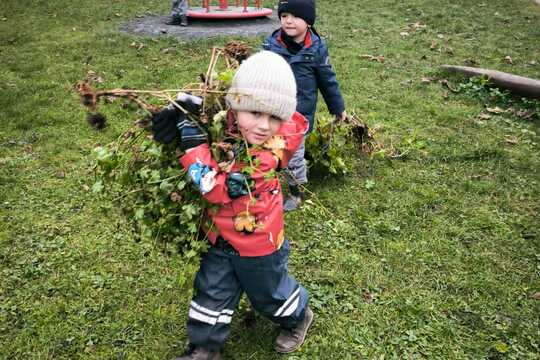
[{"x1": 120, "y1": 13, "x2": 280, "y2": 40}]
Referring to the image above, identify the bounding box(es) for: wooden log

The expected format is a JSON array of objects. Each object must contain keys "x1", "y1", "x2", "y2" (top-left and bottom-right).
[{"x1": 440, "y1": 65, "x2": 540, "y2": 99}]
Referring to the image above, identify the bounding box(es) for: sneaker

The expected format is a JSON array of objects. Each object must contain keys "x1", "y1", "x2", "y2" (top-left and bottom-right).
[
  {"x1": 174, "y1": 345, "x2": 221, "y2": 360},
  {"x1": 283, "y1": 195, "x2": 303, "y2": 212},
  {"x1": 166, "y1": 16, "x2": 186, "y2": 26},
  {"x1": 180, "y1": 15, "x2": 188, "y2": 26},
  {"x1": 274, "y1": 306, "x2": 314, "y2": 353}
]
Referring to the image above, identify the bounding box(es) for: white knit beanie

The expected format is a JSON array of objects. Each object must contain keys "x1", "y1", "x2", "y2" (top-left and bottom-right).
[{"x1": 225, "y1": 51, "x2": 297, "y2": 121}]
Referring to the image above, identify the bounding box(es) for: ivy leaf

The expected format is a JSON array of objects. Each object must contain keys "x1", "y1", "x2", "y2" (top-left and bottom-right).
[
  {"x1": 91, "y1": 180, "x2": 104, "y2": 193},
  {"x1": 134, "y1": 208, "x2": 145, "y2": 220},
  {"x1": 160, "y1": 180, "x2": 174, "y2": 194}
]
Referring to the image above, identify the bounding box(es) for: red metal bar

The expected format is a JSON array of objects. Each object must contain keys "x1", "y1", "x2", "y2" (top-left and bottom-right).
[
  {"x1": 203, "y1": 0, "x2": 209, "y2": 13},
  {"x1": 219, "y1": 0, "x2": 228, "y2": 10},
  {"x1": 243, "y1": 0, "x2": 248, "y2": 12}
]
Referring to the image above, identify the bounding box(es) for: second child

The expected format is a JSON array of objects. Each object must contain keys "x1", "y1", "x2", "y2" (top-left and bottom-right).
[{"x1": 263, "y1": 0, "x2": 347, "y2": 211}]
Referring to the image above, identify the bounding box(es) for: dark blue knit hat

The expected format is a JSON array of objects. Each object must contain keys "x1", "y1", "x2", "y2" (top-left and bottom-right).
[{"x1": 277, "y1": 0, "x2": 316, "y2": 26}]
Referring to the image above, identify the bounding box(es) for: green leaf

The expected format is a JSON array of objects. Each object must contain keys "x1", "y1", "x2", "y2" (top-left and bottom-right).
[
  {"x1": 494, "y1": 341, "x2": 508, "y2": 353},
  {"x1": 159, "y1": 180, "x2": 174, "y2": 194},
  {"x1": 134, "y1": 208, "x2": 145, "y2": 220},
  {"x1": 91, "y1": 180, "x2": 104, "y2": 193}
]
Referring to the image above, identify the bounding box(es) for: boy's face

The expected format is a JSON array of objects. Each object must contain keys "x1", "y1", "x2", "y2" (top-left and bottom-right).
[
  {"x1": 236, "y1": 111, "x2": 282, "y2": 145},
  {"x1": 280, "y1": 12, "x2": 309, "y2": 42}
]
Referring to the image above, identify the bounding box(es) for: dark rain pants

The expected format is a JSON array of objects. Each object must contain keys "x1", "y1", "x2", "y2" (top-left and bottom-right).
[{"x1": 186, "y1": 238, "x2": 309, "y2": 351}]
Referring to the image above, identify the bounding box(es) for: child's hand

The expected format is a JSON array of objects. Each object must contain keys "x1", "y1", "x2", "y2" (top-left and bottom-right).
[
  {"x1": 336, "y1": 110, "x2": 347, "y2": 123},
  {"x1": 226, "y1": 172, "x2": 254, "y2": 199},
  {"x1": 151, "y1": 92, "x2": 205, "y2": 146},
  {"x1": 151, "y1": 108, "x2": 182, "y2": 144}
]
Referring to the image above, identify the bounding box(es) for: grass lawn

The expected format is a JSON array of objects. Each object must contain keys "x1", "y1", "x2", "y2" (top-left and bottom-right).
[{"x1": 1, "y1": 0, "x2": 539, "y2": 358}]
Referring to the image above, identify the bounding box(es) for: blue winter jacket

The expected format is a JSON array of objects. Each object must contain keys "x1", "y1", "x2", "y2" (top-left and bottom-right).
[{"x1": 263, "y1": 28, "x2": 345, "y2": 133}]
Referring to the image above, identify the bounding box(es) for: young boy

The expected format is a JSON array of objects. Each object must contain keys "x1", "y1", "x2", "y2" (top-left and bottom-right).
[
  {"x1": 152, "y1": 51, "x2": 313, "y2": 360},
  {"x1": 263, "y1": 0, "x2": 346, "y2": 211}
]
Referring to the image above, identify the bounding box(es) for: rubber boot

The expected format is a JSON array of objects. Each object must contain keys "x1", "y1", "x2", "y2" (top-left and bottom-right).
[
  {"x1": 174, "y1": 345, "x2": 221, "y2": 360},
  {"x1": 274, "y1": 306, "x2": 314, "y2": 353}
]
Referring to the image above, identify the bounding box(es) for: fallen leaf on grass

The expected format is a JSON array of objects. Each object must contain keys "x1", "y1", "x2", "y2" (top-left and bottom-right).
[
  {"x1": 86, "y1": 70, "x2": 104, "y2": 83},
  {"x1": 505, "y1": 137, "x2": 518, "y2": 145},
  {"x1": 532, "y1": 292, "x2": 540, "y2": 300},
  {"x1": 486, "y1": 106, "x2": 505, "y2": 114},
  {"x1": 400, "y1": 31, "x2": 410, "y2": 37},
  {"x1": 527, "y1": 60, "x2": 537, "y2": 66},
  {"x1": 516, "y1": 109, "x2": 537, "y2": 119},
  {"x1": 503, "y1": 55, "x2": 513, "y2": 65},
  {"x1": 400, "y1": 79, "x2": 413, "y2": 86},
  {"x1": 478, "y1": 113, "x2": 492, "y2": 120},
  {"x1": 161, "y1": 47, "x2": 175, "y2": 54},
  {"x1": 464, "y1": 58, "x2": 479, "y2": 66},
  {"x1": 410, "y1": 21, "x2": 426, "y2": 30},
  {"x1": 443, "y1": 46, "x2": 454, "y2": 55},
  {"x1": 56, "y1": 171, "x2": 66, "y2": 179},
  {"x1": 362, "y1": 291, "x2": 374, "y2": 303},
  {"x1": 421, "y1": 77, "x2": 434, "y2": 84},
  {"x1": 130, "y1": 42, "x2": 145, "y2": 51},
  {"x1": 439, "y1": 79, "x2": 458, "y2": 92},
  {"x1": 359, "y1": 54, "x2": 385, "y2": 63},
  {"x1": 430, "y1": 41, "x2": 438, "y2": 50}
]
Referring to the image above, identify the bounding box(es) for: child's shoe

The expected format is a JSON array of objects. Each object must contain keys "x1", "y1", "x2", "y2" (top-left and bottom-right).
[
  {"x1": 283, "y1": 195, "x2": 303, "y2": 212},
  {"x1": 174, "y1": 345, "x2": 221, "y2": 360},
  {"x1": 283, "y1": 185, "x2": 304, "y2": 212},
  {"x1": 166, "y1": 15, "x2": 188, "y2": 26},
  {"x1": 274, "y1": 306, "x2": 314, "y2": 353}
]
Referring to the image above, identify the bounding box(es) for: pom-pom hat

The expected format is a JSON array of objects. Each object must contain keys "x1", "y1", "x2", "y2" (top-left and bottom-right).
[{"x1": 226, "y1": 51, "x2": 297, "y2": 121}]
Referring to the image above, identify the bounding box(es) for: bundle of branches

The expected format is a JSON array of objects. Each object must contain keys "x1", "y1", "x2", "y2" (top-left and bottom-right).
[
  {"x1": 305, "y1": 112, "x2": 376, "y2": 175},
  {"x1": 76, "y1": 42, "x2": 250, "y2": 257},
  {"x1": 76, "y1": 41, "x2": 372, "y2": 256}
]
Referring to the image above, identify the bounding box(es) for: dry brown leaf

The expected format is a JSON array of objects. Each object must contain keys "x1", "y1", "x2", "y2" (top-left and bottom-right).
[
  {"x1": 262, "y1": 135, "x2": 286, "y2": 151},
  {"x1": 411, "y1": 22, "x2": 426, "y2": 30},
  {"x1": 532, "y1": 292, "x2": 540, "y2": 300},
  {"x1": 233, "y1": 211, "x2": 257, "y2": 233},
  {"x1": 362, "y1": 291, "x2": 374, "y2": 304},
  {"x1": 170, "y1": 192, "x2": 182, "y2": 203},
  {"x1": 430, "y1": 41, "x2": 438, "y2": 50},
  {"x1": 478, "y1": 113, "x2": 492, "y2": 120},
  {"x1": 503, "y1": 55, "x2": 513, "y2": 65},
  {"x1": 505, "y1": 137, "x2": 518, "y2": 145},
  {"x1": 218, "y1": 161, "x2": 234, "y2": 173},
  {"x1": 400, "y1": 31, "x2": 410, "y2": 37},
  {"x1": 421, "y1": 77, "x2": 433, "y2": 84},
  {"x1": 359, "y1": 54, "x2": 385, "y2": 63},
  {"x1": 486, "y1": 106, "x2": 505, "y2": 114},
  {"x1": 516, "y1": 109, "x2": 536, "y2": 119}
]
